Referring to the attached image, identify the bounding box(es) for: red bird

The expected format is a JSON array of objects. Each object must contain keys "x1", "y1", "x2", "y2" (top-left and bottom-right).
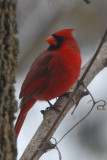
[{"x1": 15, "y1": 29, "x2": 82, "y2": 138}]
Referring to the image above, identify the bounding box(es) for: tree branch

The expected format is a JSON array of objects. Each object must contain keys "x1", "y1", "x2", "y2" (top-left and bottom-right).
[
  {"x1": 83, "y1": 0, "x2": 90, "y2": 4},
  {"x1": 20, "y1": 31, "x2": 107, "y2": 160}
]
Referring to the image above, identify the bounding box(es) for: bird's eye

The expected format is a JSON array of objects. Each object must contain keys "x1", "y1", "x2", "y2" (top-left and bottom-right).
[
  {"x1": 52, "y1": 34, "x2": 66, "y2": 42},
  {"x1": 61, "y1": 37, "x2": 66, "y2": 41}
]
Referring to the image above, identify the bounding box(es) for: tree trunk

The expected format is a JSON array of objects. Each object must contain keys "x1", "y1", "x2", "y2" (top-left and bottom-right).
[{"x1": 0, "y1": 1, "x2": 18, "y2": 160}]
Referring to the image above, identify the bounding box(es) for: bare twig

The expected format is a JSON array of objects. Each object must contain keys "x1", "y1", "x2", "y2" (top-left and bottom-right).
[
  {"x1": 51, "y1": 137, "x2": 62, "y2": 160},
  {"x1": 57, "y1": 100, "x2": 95, "y2": 145},
  {"x1": 57, "y1": 88, "x2": 106, "y2": 145},
  {"x1": 83, "y1": 0, "x2": 90, "y2": 4},
  {"x1": 79, "y1": 29, "x2": 107, "y2": 82},
  {"x1": 20, "y1": 30, "x2": 107, "y2": 160}
]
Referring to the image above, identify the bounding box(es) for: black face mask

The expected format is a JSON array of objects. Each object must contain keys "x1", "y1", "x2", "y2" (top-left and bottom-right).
[{"x1": 48, "y1": 34, "x2": 66, "y2": 51}]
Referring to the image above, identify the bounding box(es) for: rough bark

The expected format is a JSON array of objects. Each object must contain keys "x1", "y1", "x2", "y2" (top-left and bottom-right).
[
  {"x1": 20, "y1": 39, "x2": 107, "y2": 159},
  {"x1": 0, "y1": 1, "x2": 18, "y2": 160}
]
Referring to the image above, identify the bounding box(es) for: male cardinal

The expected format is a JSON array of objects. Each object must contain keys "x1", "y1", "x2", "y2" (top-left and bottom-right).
[{"x1": 15, "y1": 29, "x2": 82, "y2": 138}]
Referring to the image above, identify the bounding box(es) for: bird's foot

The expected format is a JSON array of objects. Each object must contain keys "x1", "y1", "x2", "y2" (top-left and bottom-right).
[
  {"x1": 41, "y1": 101, "x2": 60, "y2": 114},
  {"x1": 46, "y1": 101, "x2": 60, "y2": 112},
  {"x1": 77, "y1": 79, "x2": 84, "y2": 87}
]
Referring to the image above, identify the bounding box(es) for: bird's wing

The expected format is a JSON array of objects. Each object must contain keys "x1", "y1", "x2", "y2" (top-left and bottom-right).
[{"x1": 19, "y1": 52, "x2": 55, "y2": 106}]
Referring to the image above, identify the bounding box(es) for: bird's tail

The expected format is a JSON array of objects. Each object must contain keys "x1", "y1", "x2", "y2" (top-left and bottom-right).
[{"x1": 15, "y1": 98, "x2": 37, "y2": 138}]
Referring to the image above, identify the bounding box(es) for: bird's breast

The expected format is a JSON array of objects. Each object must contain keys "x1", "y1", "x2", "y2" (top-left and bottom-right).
[{"x1": 36, "y1": 50, "x2": 81, "y2": 100}]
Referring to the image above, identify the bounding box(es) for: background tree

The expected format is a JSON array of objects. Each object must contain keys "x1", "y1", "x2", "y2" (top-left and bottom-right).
[{"x1": 0, "y1": 1, "x2": 18, "y2": 160}]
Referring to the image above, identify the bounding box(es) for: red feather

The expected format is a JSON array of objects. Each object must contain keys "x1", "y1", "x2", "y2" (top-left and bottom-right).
[{"x1": 15, "y1": 97, "x2": 36, "y2": 138}]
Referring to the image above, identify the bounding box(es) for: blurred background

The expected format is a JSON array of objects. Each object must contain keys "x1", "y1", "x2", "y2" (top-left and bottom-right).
[{"x1": 15, "y1": 0, "x2": 107, "y2": 160}]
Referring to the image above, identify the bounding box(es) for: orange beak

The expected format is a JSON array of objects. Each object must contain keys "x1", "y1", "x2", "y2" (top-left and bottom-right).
[{"x1": 46, "y1": 36, "x2": 57, "y2": 46}]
